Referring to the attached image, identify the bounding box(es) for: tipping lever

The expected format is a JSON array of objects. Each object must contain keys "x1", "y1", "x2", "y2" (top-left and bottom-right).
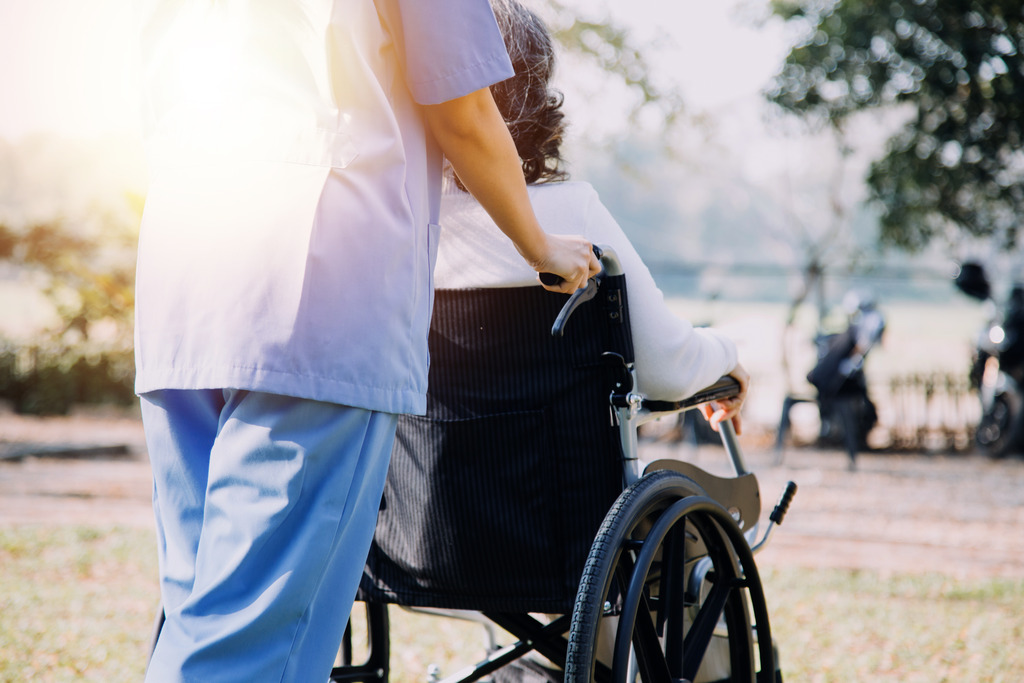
[
  {"x1": 769, "y1": 481, "x2": 798, "y2": 525},
  {"x1": 751, "y1": 480, "x2": 798, "y2": 554}
]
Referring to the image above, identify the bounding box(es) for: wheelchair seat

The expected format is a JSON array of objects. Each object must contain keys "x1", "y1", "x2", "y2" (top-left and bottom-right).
[{"x1": 359, "y1": 284, "x2": 632, "y2": 614}]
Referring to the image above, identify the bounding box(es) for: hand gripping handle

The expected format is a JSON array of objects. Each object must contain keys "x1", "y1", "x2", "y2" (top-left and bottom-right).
[{"x1": 539, "y1": 244, "x2": 605, "y2": 288}]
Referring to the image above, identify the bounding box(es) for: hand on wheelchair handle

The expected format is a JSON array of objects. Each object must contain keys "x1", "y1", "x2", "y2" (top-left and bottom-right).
[{"x1": 538, "y1": 244, "x2": 604, "y2": 288}]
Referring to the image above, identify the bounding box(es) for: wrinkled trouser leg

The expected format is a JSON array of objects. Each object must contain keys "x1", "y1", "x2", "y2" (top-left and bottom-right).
[{"x1": 141, "y1": 389, "x2": 396, "y2": 683}]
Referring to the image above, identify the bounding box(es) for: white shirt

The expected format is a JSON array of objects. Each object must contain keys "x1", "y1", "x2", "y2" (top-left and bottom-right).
[
  {"x1": 437, "y1": 181, "x2": 738, "y2": 401},
  {"x1": 133, "y1": 0, "x2": 514, "y2": 414}
]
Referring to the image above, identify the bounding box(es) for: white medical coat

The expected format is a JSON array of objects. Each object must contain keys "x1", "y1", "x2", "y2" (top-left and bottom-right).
[{"x1": 134, "y1": 0, "x2": 514, "y2": 415}]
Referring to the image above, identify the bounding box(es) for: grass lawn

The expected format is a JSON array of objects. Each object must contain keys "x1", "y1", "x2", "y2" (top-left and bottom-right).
[
  {"x1": 0, "y1": 527, "x2": 159, "y2": 682},
  {"x1": 2, "y1": 525, "x2": 1022, "y2": 682},
  {"x1": 760, "y1": 567, "x2": 1024, "y2": 682}
]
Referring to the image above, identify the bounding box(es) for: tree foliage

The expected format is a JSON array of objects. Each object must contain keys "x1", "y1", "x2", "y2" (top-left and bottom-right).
[
  {"x1": 0, "y1": 215, "x2": 138, "y2": 413},
  {"x1": 767, "y1": 0, "x2": 1024, "y2": 250},
  {"x1": 0, "y1": 217, "x2": 137, "y2": 348}
]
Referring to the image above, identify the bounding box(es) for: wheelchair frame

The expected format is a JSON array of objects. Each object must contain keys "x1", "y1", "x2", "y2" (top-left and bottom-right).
[{"x1": 331, "y1": 246, "x2": 797, "y2": 683}]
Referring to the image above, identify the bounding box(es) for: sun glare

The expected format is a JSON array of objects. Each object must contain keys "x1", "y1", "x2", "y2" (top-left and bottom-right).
[
  {"x1": 167, "y1": 6, "x2": 247, "y2": 117},
  {"x1": 140, "y1": 3, "x2": 337, "y2": 167},
  {"x1": 0, "y1": 1, "x2": 142, "y2": 142}
]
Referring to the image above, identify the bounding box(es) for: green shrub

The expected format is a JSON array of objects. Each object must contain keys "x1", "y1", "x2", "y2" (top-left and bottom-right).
[{"x1": 0, "y1": 343, "x2": 135, "y2": 416}]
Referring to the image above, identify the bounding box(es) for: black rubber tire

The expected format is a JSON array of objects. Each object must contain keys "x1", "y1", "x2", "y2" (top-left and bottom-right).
[
  {"x1": 564, "y1": 469, "x2": 774, "y2": 683},
  {"x1": 977, "y1": 391, "x2": 1024, "y2": 458}
]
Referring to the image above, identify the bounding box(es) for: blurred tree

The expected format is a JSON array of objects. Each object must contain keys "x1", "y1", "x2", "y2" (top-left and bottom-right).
[
  {"x1": 0, "y1": 209, "x2": 139, "y2": 413},
  {"x1": 767, "y1": 0, "x2": 1024, "y2": 250},
  {"x1": 0, "y1": 212, "x2": 137, "y2": 349}
]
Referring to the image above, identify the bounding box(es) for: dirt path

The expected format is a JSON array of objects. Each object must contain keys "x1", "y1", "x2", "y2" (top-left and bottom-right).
[
  {"x1": 2, "y1": 408, "x2": 1023, "y2": 579},
  {"x1": 0, "y1": 407, "x2": 153, "y2": 527},
  {"x1": 751, "y1": 447, "x2": 1024, "y2": 579}
]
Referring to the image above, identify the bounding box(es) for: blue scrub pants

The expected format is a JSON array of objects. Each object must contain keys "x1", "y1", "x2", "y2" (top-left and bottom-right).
[{"x1": 140, "y1": 389, "x2": 397, "y2": 683}]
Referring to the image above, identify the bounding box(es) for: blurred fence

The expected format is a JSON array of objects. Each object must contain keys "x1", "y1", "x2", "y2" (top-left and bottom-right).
[
  {"x1": 775, "y1": 372, "x2": 981, "y2": 454},
  {"x1": 880, "y1": 373, "x2": 979, "y2": 452}
]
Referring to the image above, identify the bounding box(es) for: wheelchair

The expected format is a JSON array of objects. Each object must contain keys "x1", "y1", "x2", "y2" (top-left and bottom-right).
[{"x1": 337, "y1": 246, "x2": 797, "y2": 683}]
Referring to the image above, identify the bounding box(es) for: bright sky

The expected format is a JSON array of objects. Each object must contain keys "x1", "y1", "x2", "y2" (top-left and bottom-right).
[
  {"x1": 0, "y1": 0, "x2": 143, "y2": 141},
  {"x1": 612, "y1": 0, "x2": 789, "y2": 109},
  {"x1": 0, "y1": 0, "x2": 788, "y2": 143}
]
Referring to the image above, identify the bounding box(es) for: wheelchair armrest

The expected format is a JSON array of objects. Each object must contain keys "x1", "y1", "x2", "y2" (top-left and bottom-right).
[{"x1": 642, "y1": 375, "x2": 741, "y2": 414}]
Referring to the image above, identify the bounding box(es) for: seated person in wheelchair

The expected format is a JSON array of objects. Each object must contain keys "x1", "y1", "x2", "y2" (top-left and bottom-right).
[
  {"x1": 436, "y1": 0, "x2": 749, "y2": 427},
  {"x1": 359, "y1": 2, "x2": 754, "y2": 679}
]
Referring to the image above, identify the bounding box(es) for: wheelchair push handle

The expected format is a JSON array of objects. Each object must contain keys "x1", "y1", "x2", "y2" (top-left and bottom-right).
[{"x1": 538, "y1": 271, "x2": 569, "y2": 288}]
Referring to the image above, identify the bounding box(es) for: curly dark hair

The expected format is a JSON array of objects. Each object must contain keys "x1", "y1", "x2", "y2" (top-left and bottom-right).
[
  {"x1": 490, "y1": 0, "x2": 567, "y2": 184},
  {"x1": 452, "y1": 0, "x2": 567, "y2": 189}
]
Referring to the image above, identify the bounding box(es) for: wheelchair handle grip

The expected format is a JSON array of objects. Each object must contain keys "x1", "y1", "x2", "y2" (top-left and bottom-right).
[
  {"x1": 539, "y1": 271, "x2": 563, "y2": 287},
  {"x1": 769, "y1": 481, "x2": 798, "y2": 525}
]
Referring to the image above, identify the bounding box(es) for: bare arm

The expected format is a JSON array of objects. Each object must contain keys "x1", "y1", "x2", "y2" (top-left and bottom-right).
[{"x1": 422, "y1": 87, "x2": 599, "y2": 293}]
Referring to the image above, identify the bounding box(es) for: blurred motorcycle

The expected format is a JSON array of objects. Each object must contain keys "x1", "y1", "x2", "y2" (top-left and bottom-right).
[{"x1": 954, "y1": 262, "x2": 1024, "y2": 457}]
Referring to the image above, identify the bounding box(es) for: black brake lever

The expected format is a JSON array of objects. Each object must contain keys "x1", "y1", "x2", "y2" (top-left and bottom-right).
[
  {"x1": 550, "y1": 279, "x2": 599, "y2": 337},
  {"x1": 547, "y1": 245, "x2": 605, "y2": 338}
]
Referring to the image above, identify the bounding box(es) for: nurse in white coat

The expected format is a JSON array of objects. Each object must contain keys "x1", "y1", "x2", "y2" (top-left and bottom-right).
[{"x1": 134, "y1": 1, "x2": 600, "y2": 681}]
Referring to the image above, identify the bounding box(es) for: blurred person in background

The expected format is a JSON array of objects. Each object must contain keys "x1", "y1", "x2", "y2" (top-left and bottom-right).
[{"x1": 806, "y1": 289, "x2": 885, "y2": 469}]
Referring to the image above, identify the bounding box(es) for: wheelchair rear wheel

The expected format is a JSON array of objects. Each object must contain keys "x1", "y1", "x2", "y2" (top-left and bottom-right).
[{"x1": 564, "y1": 469, "x2": 775, "y2": 683}]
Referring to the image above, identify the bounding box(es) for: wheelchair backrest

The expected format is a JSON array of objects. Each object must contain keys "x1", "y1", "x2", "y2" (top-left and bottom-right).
[{"x1": 360, "y1": 283, "x2": 635, "y2": 613}]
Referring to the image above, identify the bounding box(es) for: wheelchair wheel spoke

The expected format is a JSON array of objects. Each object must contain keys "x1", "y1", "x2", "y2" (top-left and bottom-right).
[
  {"x1": 658, "y1": 521, "x2": 689, "y2": 676},
  {"x1": 629, "y1": 589, "x2": 672, "y2": 683},
  {"x1": 681, "y1": 574, "x2": 733, "y2": 681}
]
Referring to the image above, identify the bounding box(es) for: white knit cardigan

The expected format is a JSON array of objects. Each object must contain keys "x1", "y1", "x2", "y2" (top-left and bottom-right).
[{"x1": 435, "y1": 181, "x2": 737, "y2": 402}]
